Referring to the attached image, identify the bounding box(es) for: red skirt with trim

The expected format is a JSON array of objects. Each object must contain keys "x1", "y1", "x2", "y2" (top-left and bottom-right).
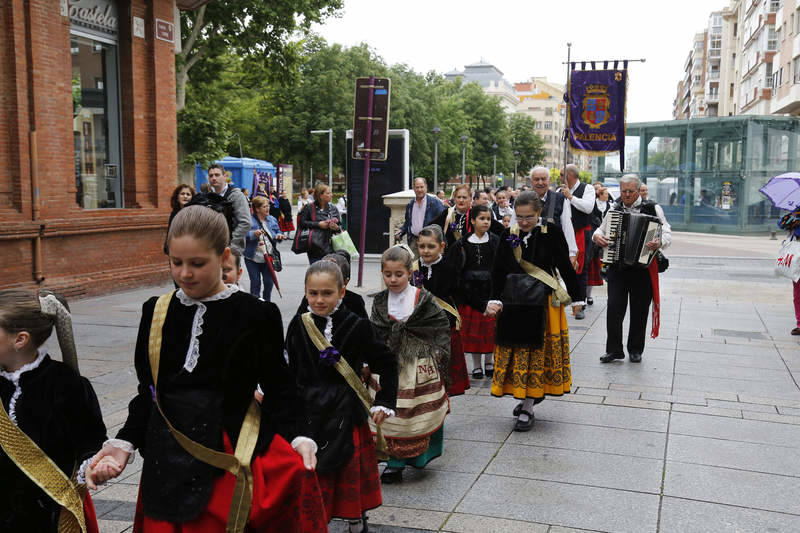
[
  {"x1": 447, "y1": 327, "x2": 470, "y2": 396},
  {"x1": 279, "y1": 217, "x2": 295, "y2": 233},
  {"x1": 133, "y1": 433, "x2": 326, "y2": 533},
  {"x1": 458, "y1": 304, "x2": 496, "y2": 353},
  {"x1": 84, "y1": 494, "x2": 99, "y2": 533},
  {"x1": 316, "y1": 423, "x2": 381, "y2": 521},
  {"x1": 587, "y1": 256, "x2": 604, "y2": 286}
]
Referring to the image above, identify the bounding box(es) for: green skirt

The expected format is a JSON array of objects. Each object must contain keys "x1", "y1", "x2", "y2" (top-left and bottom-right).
[{"x1": 386, "y1": 426, "x2": 444, "y2": 469}]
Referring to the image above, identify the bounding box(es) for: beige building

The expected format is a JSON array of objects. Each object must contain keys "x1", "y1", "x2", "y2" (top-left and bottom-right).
[
  {"x1": 514, "y1": 78, "x2": 566, "y2": 169},
  {"x1": 770, "y1": 0, "x2": 800, "y2": 114}
]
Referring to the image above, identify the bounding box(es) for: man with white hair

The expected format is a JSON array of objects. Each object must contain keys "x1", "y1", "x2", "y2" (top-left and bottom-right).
[
  {"x1": 593, "y1": 174, "x2": 671, "y2": 363},
  {"x1": 529, "y1": 167, "x2": 578, "y2": 266},
  {"x1": 559, "y1": 164, "x2": 595, "y2": 320}
]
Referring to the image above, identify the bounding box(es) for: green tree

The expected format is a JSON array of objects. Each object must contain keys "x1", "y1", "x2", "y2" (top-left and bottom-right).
[
  {"x1": 177, "y1": 1, "x2": 343, "y2": 111},
  {"x1": 509, "y1": 114, "x2": 546, "y2": 179}
]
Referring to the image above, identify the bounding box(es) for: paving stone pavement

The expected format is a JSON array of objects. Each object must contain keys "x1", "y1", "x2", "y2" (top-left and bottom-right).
[{"x1": 41, "y1": 232, "x2": 800, "y2": 532}]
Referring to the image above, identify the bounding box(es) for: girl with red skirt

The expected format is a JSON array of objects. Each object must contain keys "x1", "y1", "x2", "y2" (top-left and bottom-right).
[
  {"x1": 411, "y1": 225, "x2": 470, "y2": 396},
  {"x1": 87, "y1": 206, "x2": 326, "y2": 533},
  {"x1": 285, "y1": 261, "x2": 398, "y2": 533},
  {"x1": 449, "y1": 205, "x2": 501, "y2": 380}
]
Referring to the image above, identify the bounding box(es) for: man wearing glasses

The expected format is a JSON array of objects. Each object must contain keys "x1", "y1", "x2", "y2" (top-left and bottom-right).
[{"x1": 593, "y1": 175, "x2": 671, "y2": 363}]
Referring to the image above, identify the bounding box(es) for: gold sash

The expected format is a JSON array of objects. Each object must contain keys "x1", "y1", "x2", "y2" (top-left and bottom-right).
[
  {"x1": 510, "y1": 225, "x2": 572, "y2": 307},
  {"x1": 444, "y1": 206, "x2": 463, "y2": 241},
  {"x1": 300, "y1": 313, "x2": 388, "y2": 459},
  {"x1": 149, "y1": 292, "x2": 260, "y2": 533},
  {"x1": 410, "y1": 261, "x2": 462, "y2": 330},
  {"x1": 0, "y1": 394, "x2": 87, "y2": 533}
]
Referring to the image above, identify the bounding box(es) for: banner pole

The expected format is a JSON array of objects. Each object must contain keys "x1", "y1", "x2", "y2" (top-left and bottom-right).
[
  {"x1": 562, "y1": 42, "x2": 571, "y2": 183},
  {"x1": 356, "y1": 76, "x2": 375, "y2": 287}
]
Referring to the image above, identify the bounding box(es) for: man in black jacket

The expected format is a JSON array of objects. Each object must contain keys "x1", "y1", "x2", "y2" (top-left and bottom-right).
[
  {"x1": 395, "y1": 178, "x2": 445, "y2": 257},
  {"x1": 207, "y1": 164, "x2": 251, "y2": 255},
  {"x1": 593, "y1": 175, "x2": 672, "y2": 363}
]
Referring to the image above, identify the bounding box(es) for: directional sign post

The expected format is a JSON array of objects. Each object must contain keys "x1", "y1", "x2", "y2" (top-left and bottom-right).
[{"x1": 353, "y1": 77, "x2": 391, "y2": 286}]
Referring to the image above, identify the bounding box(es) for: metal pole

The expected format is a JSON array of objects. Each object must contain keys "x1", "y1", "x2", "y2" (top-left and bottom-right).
[
  {"x1": 357, "y1": 77, "x2": 376, "y2": 287},
  {"x1": 562, "y1": 43, "x2": 571, "y2": 178},
  {"x1": 461, "y1": 147, "x2": 465, "y2": 184},
  {"x1": 328, "y1": 128, "x2": 333, "y2": 191},
  {"x1": 433, "y1": 138, "x2": 439, "y2": 192}
]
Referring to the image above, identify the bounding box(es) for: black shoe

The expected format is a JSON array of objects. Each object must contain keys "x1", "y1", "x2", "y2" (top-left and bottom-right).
[
  {"x1": 587, "y1": 297, "x2": 594, "y2": 306},
  {"x1": 513, "y1": 409, "x2": 534, "y2": 432},
  {"x1": 599, "y1": 353, "x2": 625, "y2": 363},
  {"x1": 380, "y1": 467, "x2": 403, "y2": 484},
  {"x1": 629, "y1": 352, "x2": 642, "y2": 363},
  {"x1": 472, "y1": 368, "x2": 484, "y2": 380},
  {"x1": 512, "y1": 402, "x2": 523, "y2": 416},
  {"x1": 484, "y1": 364, "x2": 494, "y2": 378},
  {"x1": 575, "y1": 310, "x2": 585, "y2": 320}
]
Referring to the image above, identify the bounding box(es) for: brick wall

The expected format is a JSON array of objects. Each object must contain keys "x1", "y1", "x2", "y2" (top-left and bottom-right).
[{"x1": 0, "y1": 0, "x2": 178, "y2": 298}]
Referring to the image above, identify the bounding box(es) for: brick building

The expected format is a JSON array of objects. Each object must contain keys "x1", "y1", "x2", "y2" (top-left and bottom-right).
[{"x1": 1, "y1": 0, "x2": 185, "y2": 297}]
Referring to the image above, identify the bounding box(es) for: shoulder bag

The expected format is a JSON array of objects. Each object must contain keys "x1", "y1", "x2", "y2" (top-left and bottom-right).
[{"x1": 291, "y1": 204, "x2": 315, "y2": 255}]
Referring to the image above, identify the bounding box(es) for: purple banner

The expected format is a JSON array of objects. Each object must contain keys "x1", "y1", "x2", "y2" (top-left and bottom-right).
[{"x1": 568, "y1": 68, "x2": 627, "y2": 167}]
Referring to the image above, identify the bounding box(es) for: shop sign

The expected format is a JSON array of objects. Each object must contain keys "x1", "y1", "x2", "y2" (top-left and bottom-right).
[{"x1": 69, "y1": 0, "x2": 118, "y2": 37}]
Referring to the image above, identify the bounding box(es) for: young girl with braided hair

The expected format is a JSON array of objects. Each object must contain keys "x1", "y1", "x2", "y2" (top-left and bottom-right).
[{"x1": 0, "y1": 289, "x2": 108, "y2": 532}]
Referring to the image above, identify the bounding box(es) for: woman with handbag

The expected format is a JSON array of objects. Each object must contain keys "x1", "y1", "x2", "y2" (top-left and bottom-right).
[
  {"x1": 778, "y1": 207, "x2": 800, "y2": 335},
  {"x1": 489, "y1": 192, "x2": 581, "y2": 432},
  {"x1": 297, "y1": 183, "x2": 341, "y2": 264},
  {"x1": 245, "y1": 196, "x2": 284, "y2": 301}
]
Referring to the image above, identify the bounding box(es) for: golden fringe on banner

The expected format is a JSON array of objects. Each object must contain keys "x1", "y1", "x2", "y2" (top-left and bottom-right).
[{"x1": 566, "y1": 69, "x2": 629, "y2": 160}]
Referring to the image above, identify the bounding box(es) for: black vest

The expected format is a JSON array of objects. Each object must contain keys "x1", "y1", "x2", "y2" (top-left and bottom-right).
[
  {"x1": 542, "y1": 191, "x2": 565, "y2": 230},
  {"x1": 570, "y1": 182, "x2": 591, "y2": 229}
]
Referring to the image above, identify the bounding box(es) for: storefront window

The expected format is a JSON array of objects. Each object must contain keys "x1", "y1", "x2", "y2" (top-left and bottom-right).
[{"x1": 72, "y1": 34, "x2": 122, "y2": 208}]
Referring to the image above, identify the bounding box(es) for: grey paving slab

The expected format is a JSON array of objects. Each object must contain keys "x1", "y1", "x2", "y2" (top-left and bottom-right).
[
  {"x1": 441, "y1": 513, "x2": 549, "y2": 533},
  {"x1": 571, "y1": 367, "x2": 675, "y2": 388},
  {"x1": 743, "y1": 411, "x2": 800, "y2": 425},
  {"x1": 97, "y1": 520, "x2": 132, "y2": 533},
  {"x1": 533, "y1": 399, "x2": 670, "y2": 432},
  {"x1": 640, "y1": 393, "x2": 708, "y2": 406},
  {"x1": 676, "y1": 350, "x2": 787, "y2": 370},
  {"x1": 486, "y1": 443, "x2": 664, "y2": 493},
  {"x1": 456, "y1": 474, "x2": 659, "y2": 533},
  {"x1": 449, "y1": 394, "x2": 524, "y2": 419},
  {"x1": 671, "y1": 404, "x2": 742, "y2": 418},
  {"x1": 667, "y1": 433, "x2": 800, "y2": 477},
  {"x1": 379, "y1": 468, "x2": 478, "y2": 512},
  {"x1": 675, "y1": 361, "x2": 792, "y2": 382},
  {"x1": 672, "y1": 373, "x2": 800, "y2": 398},
  {"x1": 442, "y1": 415, "x2": 514, "y2": 444},
  {"x1": 706, "y1": 399, "x2": 778, "y2": 413},
  {"x1": 574, "y1": 387, "x2": 639, "y2": 399},
  {"x1": 659, "y1": 496, "x2": 800, "y2": 533},
  {"x1": 665, "y1": 461, "x2": 800, "y2": 515},
  {"x1": 676, "y1": 340, "x2": 778, "y2": 356},
  {"x1": 669, "y1": 411, "x2": 800, "y2": 448},
  {"x1": 365, "y1": 506, "x2": 449, "y2": 531},
  {"x1": 427, "y1": 439, "x2": 501, "y2": 474}
]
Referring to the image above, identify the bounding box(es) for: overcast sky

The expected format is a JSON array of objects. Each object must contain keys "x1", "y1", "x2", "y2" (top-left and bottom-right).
[{"x1": 313, "y1": 0, "x2": 728, "y2": 123}]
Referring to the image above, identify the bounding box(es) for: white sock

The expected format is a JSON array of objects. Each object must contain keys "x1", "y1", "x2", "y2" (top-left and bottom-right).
[
  {"x1": 484, "y1": 353, "x2": 494, "y2": 368},
  {"x1": 471, "y1": 353, "x2": 483, "y2": 371},
  {"x1": 518, "y1": 398, "x2": 537, "y2": 422},
  {"x1": 586, "y1": 286, "x2": 593, "y2": 297},
  {"x1": 348, "y1": 519, "x2": 364, "y2": 533}
]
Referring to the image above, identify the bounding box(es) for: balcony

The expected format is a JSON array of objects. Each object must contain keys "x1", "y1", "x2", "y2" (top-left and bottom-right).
[
  {"x1": 707, "y1": 92, "x2": 720, "y2": 102},
  {"x1": 708, "y1": 71, "x2": 720, "y2": 79},
  {"x1": 708, "y1": 48, "x2": 722, "y2": 58}
]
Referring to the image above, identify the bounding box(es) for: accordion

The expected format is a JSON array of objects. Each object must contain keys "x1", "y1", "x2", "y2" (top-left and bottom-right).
[{"x1": 601, "y1": 211, "x2": 662, "y2": 268}]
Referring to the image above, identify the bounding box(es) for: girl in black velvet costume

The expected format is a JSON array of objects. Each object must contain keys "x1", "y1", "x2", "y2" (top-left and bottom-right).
[
  {"x1": 87, "y1": 206, "x2": 326, "y2": 533},
  {"x1": 0, "y1": 289, "x2": 107, "y2": 532}
]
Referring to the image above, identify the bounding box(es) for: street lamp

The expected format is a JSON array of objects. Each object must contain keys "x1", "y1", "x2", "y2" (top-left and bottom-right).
[
  {"x1": 230, "y1": 132, "x2": 243, "y2": 159},
  {"x1": 491, "y1": 142, "x2": 498, "y2": 178},
  {"x1": 432, "y1": 125, "x2": 441, "y2": 193},
  {"x1": 311, "y1": 128, "x2": 333, "y2": 190},
  {"x1": 460, "y1": 134, "x2": 468, "y2": 184},
  {"x1": 513, "y1": 150, "x2": 519, "y2": 189}
]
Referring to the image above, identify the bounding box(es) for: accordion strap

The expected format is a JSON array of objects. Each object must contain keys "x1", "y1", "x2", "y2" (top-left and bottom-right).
[
  {"x1": 510, "y1": 225, "x2": 572, "y2": 306},
  {"x1": 149, "y1": 292, "x2": 260, "y2": 533}
]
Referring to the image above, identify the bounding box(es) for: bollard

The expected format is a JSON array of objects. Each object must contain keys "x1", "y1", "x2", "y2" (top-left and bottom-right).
[{"x1": 770, "y1": 230, "x2": 777, "y2": 240}]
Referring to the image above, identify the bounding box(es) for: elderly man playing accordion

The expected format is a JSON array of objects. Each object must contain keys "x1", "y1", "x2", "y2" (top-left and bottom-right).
[{"x1": 592, "y1": 174, "x2": 671, "y2": 364}]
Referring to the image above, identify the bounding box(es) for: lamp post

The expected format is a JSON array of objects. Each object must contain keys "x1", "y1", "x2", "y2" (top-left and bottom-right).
[
  {"x1": 460, "y1": 134, "x2": 468, "y2": 184},
  {"x1": 491, "y1": 142, "x2": 498, "y2": 178},
  {"x1": 513, "y1": 150, "x2": 519, "y2": 190},
  {"x1": 432, "y1": 125, "x2": 441, "y2": 193},
  {"x1": 311, "y1": 128, "x2": 333, "y2": 190},
  {"x1": 231, "y1": 132, "x2": 243, "y2": 159}
]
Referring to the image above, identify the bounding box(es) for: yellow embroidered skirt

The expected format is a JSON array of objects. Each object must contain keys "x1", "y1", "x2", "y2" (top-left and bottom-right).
[{"x1": 490, "y1": 296, "x2": 571, "y2": 399}]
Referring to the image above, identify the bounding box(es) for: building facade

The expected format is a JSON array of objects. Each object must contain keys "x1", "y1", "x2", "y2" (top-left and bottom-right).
[{"x1": 1, "y1": 0, "x2": 181, "y2": 297}]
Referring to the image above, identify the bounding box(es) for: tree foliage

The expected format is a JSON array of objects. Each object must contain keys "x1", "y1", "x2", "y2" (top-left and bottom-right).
[{"x1": 179, "y1": 34, "x2": 549, "y2": 187}]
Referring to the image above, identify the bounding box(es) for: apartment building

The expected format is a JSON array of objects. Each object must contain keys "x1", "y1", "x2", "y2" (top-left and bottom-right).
[{"x1": 672, "y1": 0, "x2": 798, "y2": 119}]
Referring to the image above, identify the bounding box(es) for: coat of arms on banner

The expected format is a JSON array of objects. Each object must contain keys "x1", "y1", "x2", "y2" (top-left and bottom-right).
[{"x1": 582, "y1": 84, "x2": 610, "y2": 129}]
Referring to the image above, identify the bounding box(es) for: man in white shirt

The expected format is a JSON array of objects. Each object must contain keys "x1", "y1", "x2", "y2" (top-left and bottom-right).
[
  {"x1": 207, "y1": 164, "x2": 251, "y2": 255},
  {"x1": 559, "y1": 164, "x2": 596, "y2": 319},
  {"x1": 593, "y1": 175, "x2": 671, "y2": 363},
  {"x1": 395, "y1": 178, "x2": 444, "y2": 257},
  {"x1": 530, "y1": 167, "x2": 578, "y2": 266}
]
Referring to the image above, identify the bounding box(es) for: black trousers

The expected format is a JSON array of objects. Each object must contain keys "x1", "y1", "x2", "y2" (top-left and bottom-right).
[{"x1": 605, "y1": 267, "x2": 652, "y2": 355}]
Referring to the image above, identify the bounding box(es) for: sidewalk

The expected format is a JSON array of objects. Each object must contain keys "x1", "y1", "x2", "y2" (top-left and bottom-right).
[{"x1": 45, "y1": 231, "x2": 800, "y2": 533}]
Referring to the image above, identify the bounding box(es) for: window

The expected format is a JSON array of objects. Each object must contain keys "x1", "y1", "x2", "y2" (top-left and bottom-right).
[
  {"x1": 770, "y1": 27, "x2": 779, "y2": 50},
  {"x1": 71, "y1": 35, "x2": 123, "y2": 209},
  {"x1": 544, "y1": 121, "x2": 553, "y2": 129},
  {"x1": 730, "y1": 83, "x2": 735, "y2": 97},
  {"x1": 733, "y1": 22, "x2": 738, "y2": 37},
  {"x1": 771, "y1": 0, "x2": 781, "y2": 12},
  {"x1": 545, "y1": 108, "x2": 553, "y2": 116},
  {"x1": 535, "y1": 122, "x2": 542, "y2": 129},
  {"x1": 797, "y1": 8, "x2": 800, "y2": 33},
  {"x1": 794, "y1": 56, "x2": 800, "y2": 83}
]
